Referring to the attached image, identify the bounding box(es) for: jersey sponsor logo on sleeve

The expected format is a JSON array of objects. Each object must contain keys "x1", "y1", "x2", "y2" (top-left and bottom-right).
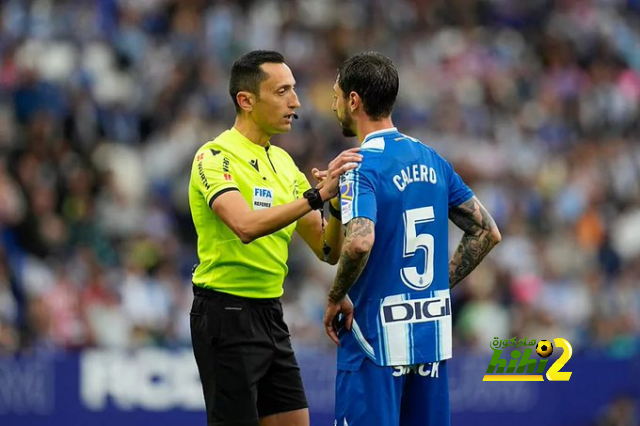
[
  {"x1": 198, "y1": 160, "x2": 210, "y2": 189},
  {"x1": 292, "y1": 181, "x2": 299, "y2": 198},
  {"x1": 223, "y1": 173, "x2": 232, "y2": 181},
  {"x1": 253, "y1": 187, "x2": 273, "y2": 210}
]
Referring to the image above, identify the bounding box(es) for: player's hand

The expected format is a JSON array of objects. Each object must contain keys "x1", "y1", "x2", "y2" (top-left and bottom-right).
[
  {"x1": 318, "y1": 148, "x2": 361, "y2": 201},
  {"x1": 323, "y1": 296, "x2": 354, "y2": 346}
]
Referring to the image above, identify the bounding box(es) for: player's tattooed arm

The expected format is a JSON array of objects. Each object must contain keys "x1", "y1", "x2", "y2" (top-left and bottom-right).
[
  {"x1": 327, "y1": 218, "x2": 374, "y2": 303},
  {"x1": 448, "y1": 196, "x2": 501, "y2": 289}
]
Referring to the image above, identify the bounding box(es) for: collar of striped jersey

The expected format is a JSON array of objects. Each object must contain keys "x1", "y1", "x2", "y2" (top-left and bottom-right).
[{"x1": 362, "y1": 127, "x2": 398, "y2": 145}]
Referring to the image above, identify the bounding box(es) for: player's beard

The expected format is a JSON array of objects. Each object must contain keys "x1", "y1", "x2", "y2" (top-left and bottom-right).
[{"x1": 339, "y1": 109, "x2": 356, "y2": 137}]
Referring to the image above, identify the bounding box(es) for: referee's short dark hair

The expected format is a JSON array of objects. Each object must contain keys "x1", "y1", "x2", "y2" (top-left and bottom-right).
[
  {"x1": 229, "y1": 50, "x2": 286, "y2": 113},
  {"x1": 337, "y1": 52, "x2": 399, "y2": 120}
]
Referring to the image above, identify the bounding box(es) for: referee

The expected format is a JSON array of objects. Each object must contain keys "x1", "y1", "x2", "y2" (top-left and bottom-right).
[{"x1": 188, "y1": 50, "x2": 360, "y2": 426}]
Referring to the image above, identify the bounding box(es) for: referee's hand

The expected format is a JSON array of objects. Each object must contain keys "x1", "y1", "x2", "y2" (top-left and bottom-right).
[
  {"x1": 315, "y1": 148, "x2": 361, "y2": 198},
  {"x1": 323, "y1": 296, "x2": 354, "y2": 346}
]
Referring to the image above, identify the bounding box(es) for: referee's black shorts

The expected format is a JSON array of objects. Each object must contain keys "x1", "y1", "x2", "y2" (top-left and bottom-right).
[{"x1": 190, "y1": 285, "x2": 308, "y2": 426}]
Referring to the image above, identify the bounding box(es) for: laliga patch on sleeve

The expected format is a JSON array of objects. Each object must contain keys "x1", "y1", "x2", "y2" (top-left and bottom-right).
[
  {"x1": 253, "y1": 187, "x2": 273, "y2": 210},
  {"x1": 340, "y1": 180, "x2": 354, "y2": 222}
]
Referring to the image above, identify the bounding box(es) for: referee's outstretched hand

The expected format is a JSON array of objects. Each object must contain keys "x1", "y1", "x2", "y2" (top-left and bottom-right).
[
  {"x1": 323, "y1": 296, "x2": 354, "y2": 346},
  {"x1": 315, "y1": 148, "x2": 361, "y2": 200}
]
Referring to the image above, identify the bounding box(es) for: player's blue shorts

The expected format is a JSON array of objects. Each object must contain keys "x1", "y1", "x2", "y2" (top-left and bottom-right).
[{"x1": 335, "y1": 357, "x2": 450, "y2": 426}]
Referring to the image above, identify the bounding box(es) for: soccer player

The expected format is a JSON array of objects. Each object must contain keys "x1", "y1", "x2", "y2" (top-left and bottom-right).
[
  {"x1": 323, "y1": 52, "x2": 502, "y2": 426},
  {"x1": 189, "y1": 50, "x2": 361, "y2": 426}
]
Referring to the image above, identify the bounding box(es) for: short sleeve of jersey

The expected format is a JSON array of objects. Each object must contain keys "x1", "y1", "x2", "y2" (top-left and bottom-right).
[
  {"x1": 340, "y1": 162, "x2": 377, "y2": 224},
  {"x1": 193, "y1": 148, "x2": 239, "y2": 206},
  {"x1": 445, "y1": 159, "x2": 474, "y2": 207},
  {"x1": 296, "y1": 169, "x2": 312, "y2": 197}
]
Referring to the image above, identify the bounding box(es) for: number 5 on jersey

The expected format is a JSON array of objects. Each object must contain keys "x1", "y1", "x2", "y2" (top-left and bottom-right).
[{"x1": 402, "y1": 207, "x2": 435, "y2": 290}]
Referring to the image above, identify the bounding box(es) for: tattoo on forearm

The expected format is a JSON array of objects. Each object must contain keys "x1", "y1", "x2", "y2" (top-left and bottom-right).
[
  {"x1": 448, "y1": 197, "x2": 500, "y2": 289},
  {"x1": 328, "y1": 218, "x2": 373, "y2": 303}
]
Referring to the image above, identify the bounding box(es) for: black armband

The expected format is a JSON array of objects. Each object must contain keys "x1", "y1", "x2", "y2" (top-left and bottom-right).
[{"x1": 329, "y1": 202, "x2": 342, "y2": 220}]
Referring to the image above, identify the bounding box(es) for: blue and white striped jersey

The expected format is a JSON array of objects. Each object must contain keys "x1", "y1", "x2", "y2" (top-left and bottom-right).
[{"x1": 337, "y1": 128, "x2": 473, "y2": 369}]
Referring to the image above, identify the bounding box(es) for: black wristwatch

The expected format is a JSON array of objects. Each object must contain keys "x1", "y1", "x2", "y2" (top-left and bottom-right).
[{"x1": 303, "y1": 188, "x2": 324, "y2": 210}]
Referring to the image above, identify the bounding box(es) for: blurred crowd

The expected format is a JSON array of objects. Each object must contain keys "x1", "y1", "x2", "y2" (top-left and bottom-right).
[{"x1": 0, "y1": 0, "x2": 639, "y2": 358}]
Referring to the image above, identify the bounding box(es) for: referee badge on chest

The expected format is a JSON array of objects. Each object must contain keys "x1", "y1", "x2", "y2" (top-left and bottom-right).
[{"x1": 253, "y1": 187, "x2": 274, "y2": 210}]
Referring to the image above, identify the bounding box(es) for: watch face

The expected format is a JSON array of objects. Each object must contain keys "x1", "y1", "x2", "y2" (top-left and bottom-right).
[{"x1": 304, "y1": 188, "x2": 322, "y2": 209}]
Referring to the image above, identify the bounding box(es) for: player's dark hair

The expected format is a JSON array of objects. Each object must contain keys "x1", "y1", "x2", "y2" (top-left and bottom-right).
[
  {"x1": 337, "y1": 52, "x2": 399, "y2": 120},
  {"x1": 229, "y1": 50, "x2": 286, "y2": 113}
]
